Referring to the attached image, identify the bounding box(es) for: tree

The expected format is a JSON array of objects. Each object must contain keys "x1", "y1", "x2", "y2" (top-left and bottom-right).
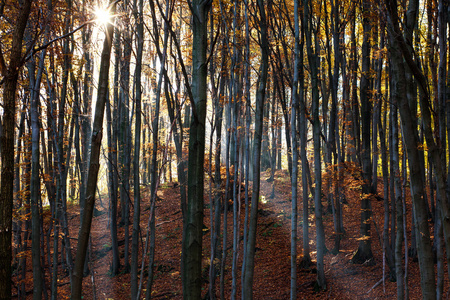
[
  {"x1": 304, "y1": 0, "x2": 326, "y2": 289},
  {"x1": 130, "y1": 0, "x2": 144, "y2": 297},
  {"x1": 290, "y1": 0, "x2": 301, "y2": 297},
  {"x1": 352, "y1": 0, "x2": 374, "y2": 265},
  {"x1": 71, "y1": 3, "x2": 116, "y2": 297},
  {"x1": 386, "y1": 0, "x2": 436, "y2": 297},
  {"x1": 242, "y1": 0, "x2": 269, "y2": 297},
  {"x1": 0, "y1": 1, "x2": 33, "y2": 299},
  {"x1": 182, "y1": 0, "x2": 212, "y2": 299},
  {"x1": 142, "y1": 0, "x2": 171, "y2": 297}
]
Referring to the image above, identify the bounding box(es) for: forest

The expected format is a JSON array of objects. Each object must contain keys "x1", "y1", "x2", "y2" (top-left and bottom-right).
[{"x1": 0, "y1": 0, "x2": 450, "y2": 299}]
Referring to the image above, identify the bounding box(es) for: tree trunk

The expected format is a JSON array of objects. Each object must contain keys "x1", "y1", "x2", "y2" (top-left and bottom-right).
[
  {"x1": 241, "y1": 0, "x2": 251, "y2": 294},
  {"x1": 207, "y1": 13, "x2": 224, "y2": 299},
  {"x1": 390, "y1": 95, "x2": 404, "y2": 298},
  {"x1": 71, "y1": 7, "x2": 115, "y2": 298},
  {"x1": 242, "y1": 0, "x2": 269, "y2": 298},
  {"x1": 304, "y1": 0, "x2": 326, "y2": 290},
  {"x1": 290, "y1": 0, "x2": 301, "y2": 297},
  {"x1": 144, "y1": 1, "x2": 170, "y2": 297},
  {"x1": 27, "y1": 46, "x2": 47, "y2": 300},
  {"x1": 0, "y1": 1, "x2": 33, "y2": 299},
  {"x1": 352, "y1": 0, "x2": 374, "y2": 264},
  {"x1": 182, "y1": 1, "x2": 212, "y2": 299},
  {"x1": 130, "y1": 0, "x2": 144, "y2": 297},
  {"x1": 106, "y1": 93, "x2": 120, "y2": 275},
  {"x1": 119, "y1": 2, "x2": 132, "y2": 270}
]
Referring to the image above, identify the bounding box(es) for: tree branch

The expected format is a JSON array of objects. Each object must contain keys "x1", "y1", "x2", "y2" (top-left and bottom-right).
[{"x1": 155, "y1": 0, "x2": 197, "y2": 121}]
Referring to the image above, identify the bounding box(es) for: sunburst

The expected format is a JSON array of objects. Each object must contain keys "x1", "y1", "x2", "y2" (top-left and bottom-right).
[{"x1": 93, "y1": 4, "x2": 112, "y2": 26}]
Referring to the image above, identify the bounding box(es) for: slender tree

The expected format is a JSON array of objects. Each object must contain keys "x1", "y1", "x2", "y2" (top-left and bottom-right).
[
  {"x1": 71, "y1": 4, "x2": 116, "y2": 297},
  {"x1": 304, "y1": 0, "x2": 326, "y2": 289},
  {"x1": 144, "y1": 0, "x2": 171, "y2": 297},
  {"x1": 242, "y1": 0, "x2": 269, "y2": 297},
  {"x1": 290, "y1": 0, "x2": 301, "y2": 297},
  {"x1": 352, "y1": 0, "x2": 374, "y2": 264},
  {"x1": 130, "y1": 0, "x2": 144, "y2": 297}
]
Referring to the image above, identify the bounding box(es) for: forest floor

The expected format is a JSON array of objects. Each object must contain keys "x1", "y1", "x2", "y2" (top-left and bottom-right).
[{"x1": 14, "y1": 169, "x2": 440, "y2": 299}]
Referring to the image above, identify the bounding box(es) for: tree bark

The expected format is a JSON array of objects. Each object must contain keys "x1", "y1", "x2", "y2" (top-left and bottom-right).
[{"x1": 182, "y1": 1, "x2": 212, "y2": 299}]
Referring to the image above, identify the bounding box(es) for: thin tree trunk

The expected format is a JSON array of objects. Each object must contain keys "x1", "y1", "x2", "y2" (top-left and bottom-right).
[
  {"x1": 241, "y1": 0, "x2": 251, "y2": 294},
  {"x1": 299, "y1": 27, "x2": 311, "y2": 267},
  {"x1": 119, "y1": 4, "x2": 132, "y2": 270},
  {"x1": 207, "y1": 11, "x2": 224, "y2": 300},
  {"x1": 242, "y1": 0, "x2": 269, "y2": 297},
  {"x1": 231, "y1": 2, "x2": 242, "y2": 298},
  {"x1": 144, "y1": 0, "x2": 170, "y2": 296},
  {"x1": 71, "y1": 7, "x2": 115, "y2": 298},
  {"x1": 130, "y1": 0, "x2": 144, "y2": 297},
  {"x1": 391, "y1": 96, "x2": 404, "y2": 298},
  {"x1": 304, "y1": 0, "x2": 326, "y2": 289},
  {"x1": 106, "y1": 92, "x2": 120, "y2": 275},
  {"x1": 352, "y1": 0, "x2": 374, "y2": 264},
  {"x1": 290, "y1": 0, "x2": 300, "y2": 297},
  {"x1": 28, "y1": 45, "x2": 48, "y2": 300}
]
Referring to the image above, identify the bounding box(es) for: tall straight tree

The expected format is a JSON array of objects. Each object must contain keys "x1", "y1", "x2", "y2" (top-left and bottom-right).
[
  {"x1": 71, "y1": 4, "x2": 116, "y2": 298},
  {"x1": 290, "y1": 0, "x2": 301, "y2": 298},
  {"x1": 118, "y1": 0, "x2": 132, "y2": 271},
  {"x1": 298, "y1": 18, "x2": 311, "y2": 268},
  {"x1": 242, "y1": 0, "x2": 269, "y2": 298},
  {"x1": 182, "y1": 0, "x2": 212, "y2": 299},
  {"x1": 352, "y1": 0, "x2": 374, "y2": 264},
  {"x1": 304, "y1": 0, "x2": 326, "y2": 289},
  {"x1": 27, "y1": 23, "x2": 51, "y2": 298},
  {"x1": 130, "y1": 0, "x2": 144, "y2": 297},
  {"x1": 0, "y1": 1, "x2": 33, "y2": 299},
  {"x1": 241, "y1": 0, "x2": 251, "y2": 294}
]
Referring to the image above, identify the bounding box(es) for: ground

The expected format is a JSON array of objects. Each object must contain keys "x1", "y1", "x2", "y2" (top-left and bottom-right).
[{"x1": 13, "y1": 169, "x2": 437, "y2": 299}]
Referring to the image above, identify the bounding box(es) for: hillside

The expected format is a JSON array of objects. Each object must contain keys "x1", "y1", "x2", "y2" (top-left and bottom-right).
[{"x1": 14, "y1": 170, "x2": 429, "y2": 299}]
